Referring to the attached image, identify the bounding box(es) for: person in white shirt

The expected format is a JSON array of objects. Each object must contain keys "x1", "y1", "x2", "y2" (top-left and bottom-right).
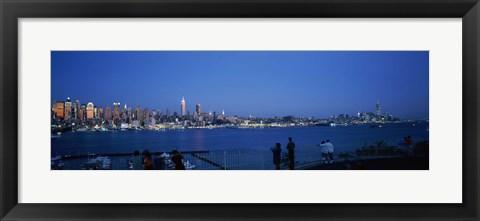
[
  {"x1": 317, "y1": 141, "x2": 328, "y2": 164},
  {"x1": 326, "y1": 139, "x2": 335, "y2": 164}
]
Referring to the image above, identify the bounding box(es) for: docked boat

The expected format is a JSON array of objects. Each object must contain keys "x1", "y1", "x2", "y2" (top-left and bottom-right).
[{"x1": 82, "y1": 156, "x2": 111, "y2": 170}]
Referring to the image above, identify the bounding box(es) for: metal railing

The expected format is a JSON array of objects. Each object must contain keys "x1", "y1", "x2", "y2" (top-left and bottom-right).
[
  {"x1": 187, "y1": 150, "x2": 268, "y2": 170},
  {"x1": 53, "y1": 149, "x2": 330, "y2": 170}
]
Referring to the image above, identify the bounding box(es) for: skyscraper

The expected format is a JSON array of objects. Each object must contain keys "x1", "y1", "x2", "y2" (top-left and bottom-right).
[
  {"x1": 64, "y1": 97, "x2": 72, "y2": 120},
  {"x1": 127, "y1": 107, "x2": 132, "y2": 118},
  {"x1": 113, "y1": 102, "x2": 120, "y2": 119},
  {"x1": 181, "y1": 96, "x2": 186, "y2": 116},
  {"x1": 135, "y1": 106, "x2": 142, "y2": 121},
  {"x1": 78, "y1": 104, "x2": 86, "y2": 121},
  {"x1": 196, "y1": 104, "x2": 201, "y2": 117},
  {"x1": 122, "y1": 103, "x2": 128, "y2": 120},
  {"x1": 376, "y1": 100, "x2": 381, "y2": 116},
  {"x1": 105, "y1": 106, "x2": 111, "y2": 121},
  {"x1": 97, "y1": 108, "x2": 103, "y2": 120},
  {"x1": 54, "y1": 101, "x2": 65, "y2": 119},
  {"x1": 144, "y1": 108, "x2": 149, "y2": 120},
  {"x1": 86, "y1": 102, "x2": 94, "y2": 119},
  {"x1": 72, "y1": 100, "x2": 79, "y2": 119}
]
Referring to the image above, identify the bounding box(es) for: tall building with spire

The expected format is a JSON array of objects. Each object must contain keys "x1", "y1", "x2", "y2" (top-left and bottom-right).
[
  {"x1": 181, "y1": 97, "x2": 186, "y2": 116},
  {"x1": 376, "y1": 100, "x2": 381, "y2": 116},
  {"x1": 64, "y1": 97, "x2": 72, "y2": 120}
]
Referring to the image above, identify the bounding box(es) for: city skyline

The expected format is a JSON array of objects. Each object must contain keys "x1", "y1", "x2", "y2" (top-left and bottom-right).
[
  {"x1": 52, "y1": 96, "x2": 401, "y2": 120},
  {"x1": 52, "y1": 51, "x2": 429, "y2": 119}
]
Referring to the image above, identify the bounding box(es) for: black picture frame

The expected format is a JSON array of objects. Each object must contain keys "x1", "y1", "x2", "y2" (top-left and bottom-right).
[{"x1": 1, "y1": 0, "x2": 479, "y2": 220}]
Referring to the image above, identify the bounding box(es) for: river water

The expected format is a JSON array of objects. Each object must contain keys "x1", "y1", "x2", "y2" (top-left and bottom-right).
[{"x1": 52, "y1": 122, "x2": 428, "y2": 157}]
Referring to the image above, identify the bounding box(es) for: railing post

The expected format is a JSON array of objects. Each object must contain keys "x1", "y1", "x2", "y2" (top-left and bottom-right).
[
  {"x1": 263, "y1": 152, "x2": 265, "y2": 170},
  {"x1": 223, "y1": 151, "x2": 227, "y2": 170}
]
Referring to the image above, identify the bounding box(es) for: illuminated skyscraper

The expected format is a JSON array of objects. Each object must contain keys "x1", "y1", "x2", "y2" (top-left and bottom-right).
[
  {"x1": 113, "y1": 102, "x2": 120, "y2": 119},
  {"x1": 376, "y1": 100, "x2": 381, "y2": 116},
  {"x1": 181, "y1": 97, "x2": 186, "y2": 116},
  {"x1": 122, "y1": 103, "x2": 128, "y2": 120},
  {"x1": 72, "y1": 100, "x2": 79, "y2": 119},
  {"x1": 166, "y1": 108, "x2": 170, "y2": 118},
  {"x1": 54, "y1": 101, "x2": 65, "y2": 119},
  {"x1": 196, "y1": 104, "x2": 201, "y2": 117},
  {"x1": 64, "y1": 97, "x2": 72, "y2": 120},
  {"x1": 86, "y1": 102, "x2": 94, "y2": 119},
  {"x1": 78, "y1": 104, "x2": 86, "y2": 120}
]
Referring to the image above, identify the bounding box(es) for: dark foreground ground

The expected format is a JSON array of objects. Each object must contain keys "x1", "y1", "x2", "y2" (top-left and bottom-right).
[{"x1": 303, "y1": 156, "x2": 429, "y2": 170}]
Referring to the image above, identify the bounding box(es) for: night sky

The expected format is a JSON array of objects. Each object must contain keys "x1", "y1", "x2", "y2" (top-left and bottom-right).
[{"x1": 51, "y1": 51, "x2": 429, "y2": 119}]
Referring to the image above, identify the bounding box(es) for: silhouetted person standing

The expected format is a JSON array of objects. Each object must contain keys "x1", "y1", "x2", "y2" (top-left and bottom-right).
[
  {"x1": 171, "y1": 150, "x2": 186, "y2": 170},
  {"x1": 406, "y1": 135, "x2": 414, "y2": 157},
  {"x1": 286, "y1": 137, "x2": 295, "y2": 170},
  {"x1": 271, "y1": 143, "x2": 282, "y2": 170},
  {"x1": 143, "y1": 150, "x2": 153, "y2": 170}
]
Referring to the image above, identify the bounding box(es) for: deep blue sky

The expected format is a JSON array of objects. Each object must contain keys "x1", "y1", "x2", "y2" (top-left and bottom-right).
[{"x1": 51, "y1": 51, "x2": 429, "y2": 119}]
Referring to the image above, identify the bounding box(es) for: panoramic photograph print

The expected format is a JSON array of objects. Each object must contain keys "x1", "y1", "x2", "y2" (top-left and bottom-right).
[{"x1": 51, "y1": 51, "x2": 429, "y2": 170}]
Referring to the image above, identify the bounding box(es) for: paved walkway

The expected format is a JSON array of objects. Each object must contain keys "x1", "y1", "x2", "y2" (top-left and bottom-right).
[{"x1": 303, "y1": 156, "x2": 429, "y2": 170}]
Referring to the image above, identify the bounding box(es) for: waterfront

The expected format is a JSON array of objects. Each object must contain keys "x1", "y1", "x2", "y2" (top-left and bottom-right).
[
  {"x1": 52, "y1": 122, "x2": 428, "y2": 156},
  {"x1": 52, "y1": 122, "x2": 428, "y2": 170}
]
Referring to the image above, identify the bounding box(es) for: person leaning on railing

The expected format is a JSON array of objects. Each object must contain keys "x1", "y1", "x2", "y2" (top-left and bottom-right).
[
  {"x1": 317, "y1": 141, "x2": 328, "y2": 164},
  {"x1": 326, "y1": 139, "x2": 335, "y2": 164}
]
